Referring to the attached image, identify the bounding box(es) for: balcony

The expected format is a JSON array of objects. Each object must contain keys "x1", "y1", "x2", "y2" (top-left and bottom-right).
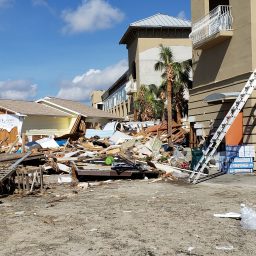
[
  {"x1": 190, "y1": 5, "x2": 233, "y2": 49},
  {"x1": 125, "y1": 80, "x2": 137, "y2": 95}
]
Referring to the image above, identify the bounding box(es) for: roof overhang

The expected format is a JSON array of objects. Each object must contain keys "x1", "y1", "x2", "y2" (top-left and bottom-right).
[
  {"x1": 119, "y1": 26, "x2": 191, "y2": 45},
  {"x1": 203, "y1": 92, "x2": 240, "y2": 103},
  {"x1": 0, "y1": 104, "x2": 27, "y2": 117},
  {"x1": 36, "y1": 98, "x2": 82, "y2": 117}
]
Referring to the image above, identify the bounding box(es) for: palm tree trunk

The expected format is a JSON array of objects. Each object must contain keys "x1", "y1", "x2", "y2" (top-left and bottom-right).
[
  {"x1": 161, "y1": 109, "x2": 165, "y2": 122},
  {"x1": 167, "y1": 79, "x2": 173, "y2": 146},
  {"x1": 133, "y1": 93, "x2": 138, "y2": 121},
  {"x1": 176, "y1": 104, "x2": 182, "y2": 125}
]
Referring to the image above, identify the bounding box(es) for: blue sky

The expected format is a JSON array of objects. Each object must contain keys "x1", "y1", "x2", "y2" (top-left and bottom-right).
[{"x1": 0, "y1": 0, "x2": 190, "y2": 103}]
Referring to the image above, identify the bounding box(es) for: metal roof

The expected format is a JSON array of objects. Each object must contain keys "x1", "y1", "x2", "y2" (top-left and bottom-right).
[
  {"x1": 0, "y1": 99, "x2": 70, "y2": 117},
  {"x1": 130, "y1": 13, "x2": 191, "y2": 28},
  {"x1": 120, "y1": 13, "x2": 191, "y2": 45},
  {"x1": 39, "y1": 97, "x2": 123, "y2": 120}
]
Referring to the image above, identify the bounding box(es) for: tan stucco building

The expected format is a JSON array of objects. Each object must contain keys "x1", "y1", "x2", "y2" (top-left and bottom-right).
[
  {"x1": 189, "y1": 1, "x2": 256, "y2": 151},
  {"x1": 103, "y1": 13, "x2": 192, "y2": 119},
  {"x1": 91, "y1": 90, "x2": 104, "y2": 110}
]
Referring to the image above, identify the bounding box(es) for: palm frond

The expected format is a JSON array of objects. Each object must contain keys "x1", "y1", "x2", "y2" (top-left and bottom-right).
[
  {"x1": 154, "y1": 61, "x2": 165, "y2": 72},
  {"x1": 147, "y1": 84, "x2": 158, "y2": 95}
]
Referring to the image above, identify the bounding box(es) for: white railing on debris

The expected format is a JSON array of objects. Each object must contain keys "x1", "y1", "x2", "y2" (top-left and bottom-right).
[{"x1": 190, "y1": 5, "x2": 233, "y2": 45}]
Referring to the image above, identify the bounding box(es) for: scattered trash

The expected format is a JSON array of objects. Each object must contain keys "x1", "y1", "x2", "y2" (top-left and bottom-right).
[
  {"x1": 89, "y1": 228, "x2": 98, "y2": 232},
  {"x1": 187, "y1": 247, "x2": 195, "y2": 254},
  {"x1": 240, "y1": 204, "x2": 256, "y2": 230},
  {"x1": 109, "y1": 131, "x2": 133, "y2": 144},
  {"x1": 77, "y1": 182, "x2": 89, "y2": 189},
  {"x1": 216, "y1": 245, "x2": 234, "y2": 251},
  {"x1": 36, "y1": 137, "x2": 59, "y2": 149},
  {"x1": 214, "y1": 212, "x2": 241, "y2": 219},
  {"x1": 58, "y1": 175, "x2": 72, "y2": 184},
  {"x1": 15, "y1": 211, "x2": 25, "y2": 215}
]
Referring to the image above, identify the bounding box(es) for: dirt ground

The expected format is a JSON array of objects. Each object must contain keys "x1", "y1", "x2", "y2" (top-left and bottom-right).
[{"x1": 1, "y1": 174, "x2": 256, "y2": 256}]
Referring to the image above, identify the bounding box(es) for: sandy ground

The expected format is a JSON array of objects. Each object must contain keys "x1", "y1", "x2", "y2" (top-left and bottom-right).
[{"x1": 1, "y1": 175, "x2": 256, "y2": 256}]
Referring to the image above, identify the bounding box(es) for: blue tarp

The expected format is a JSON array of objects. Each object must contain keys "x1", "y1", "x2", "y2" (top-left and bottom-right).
[{"x1": 55, "y1": 139, "x2": 68, "y2": 146}]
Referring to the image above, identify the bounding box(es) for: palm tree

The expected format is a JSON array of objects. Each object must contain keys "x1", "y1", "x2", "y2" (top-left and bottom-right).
[
  {"x1": 172, "y1": 59, "x2": 191, "y2": 124},
  {"x1": 154, "y1": 44, "x2": 175, "y2": 146},
  {"x1": 147, "y1": 83, "x2": 166, "y2": 121},
  {"x1": 134, "y1": 84, "x2": 164, "y2": 121},
  {"x1": 155, "y1": 45, "x2": 192, "y2": 144}
]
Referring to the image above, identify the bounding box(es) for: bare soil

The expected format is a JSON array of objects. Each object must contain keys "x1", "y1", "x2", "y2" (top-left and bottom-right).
[{"x1": 1, "y1": 175, "x2": 256, "y2": 256}]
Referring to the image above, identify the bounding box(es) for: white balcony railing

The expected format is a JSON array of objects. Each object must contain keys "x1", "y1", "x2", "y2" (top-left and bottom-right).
[
  {"x1": 190, "y1": 5, "x2": 233, "y2": 46},
  {"x1": 125, "y1": 80, "x2": 137, "y2": 94}
]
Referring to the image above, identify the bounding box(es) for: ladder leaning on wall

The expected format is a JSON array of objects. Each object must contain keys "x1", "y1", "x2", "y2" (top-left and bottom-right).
[{"x1": 189, "y1": 69, "x2": 256, "y2": 184}]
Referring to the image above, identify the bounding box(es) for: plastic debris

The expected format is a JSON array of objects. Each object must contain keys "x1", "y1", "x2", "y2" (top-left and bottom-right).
[
  {"x1": 214, "y1": 212, "x2": 241, "y2": 219},
  {"x1": 58, "y1": 175, "x2": 72, "y2": 184},
  {"x1": 240, "y1": 204, "x2": 256, "y2": 230},
  {"x1": 216, "y1": 245, "x2": 234, "y2": 251}
]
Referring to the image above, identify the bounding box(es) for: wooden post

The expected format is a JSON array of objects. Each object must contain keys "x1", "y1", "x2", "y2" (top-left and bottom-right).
[
  {"x1": 22, "y1": 171, "x2": 25, "y2": 191},
  {"x1": 25, "y1": 170, "x2": 29, "y2": 191},
  {"x1": 22, "y1": 133, "x2": 26, "y2": 153},
  {"x1": 17, "y1": 171, "x2": 20, "y2": 192},
  {"x1": 40, "y1": 166, "x2": 43, "y2": 192}
]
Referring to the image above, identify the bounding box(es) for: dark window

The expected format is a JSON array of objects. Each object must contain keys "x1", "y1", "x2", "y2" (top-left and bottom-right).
[
  {"x1": 97, "y1": 103, "x2": 103, "y2": 110},
  {"x1": 209, "y1": 0, "x2": 229, "y2": 11},
  {"x1": 132, "y1": 61, "x2": 136, "y2": 80}
]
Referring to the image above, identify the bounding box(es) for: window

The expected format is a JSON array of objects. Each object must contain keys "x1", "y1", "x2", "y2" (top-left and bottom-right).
[
  {"x1": 132, "y1": 61, "x2": 136, "y2": 80},
  {"x1": 97, "y1": 103, "x2": 103, "y2": 110},
  {"x1": 209, "y1": 0, "x2": 229, "y2": 12}
]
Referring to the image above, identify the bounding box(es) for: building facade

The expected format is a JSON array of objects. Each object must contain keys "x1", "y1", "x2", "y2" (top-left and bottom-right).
[
  {"x1": 102, "y1": 71, "x2": 131, "y2": 118},
  {"x1": 103, "y1": 13, "x2": 192, "y2": 119},
  {"x1": 189, "y1": 0, "x2": 256, "y2": 150},
  {"x1": 91, "y1": 90, "x2": 104, "y2": 110}
]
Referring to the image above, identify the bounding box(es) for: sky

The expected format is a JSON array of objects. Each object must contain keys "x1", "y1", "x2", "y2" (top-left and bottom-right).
[{"x1": 0, "y1": 0, "x2": 191, "y2": 104}]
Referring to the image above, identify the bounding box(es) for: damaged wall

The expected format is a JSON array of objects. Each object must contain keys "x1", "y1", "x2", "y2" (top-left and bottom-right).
[{"x1": 22, "y1": 116, "x2": 76, "y2": 136}]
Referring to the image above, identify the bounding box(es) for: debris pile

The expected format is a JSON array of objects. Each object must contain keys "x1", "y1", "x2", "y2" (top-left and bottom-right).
[{"x1": 0, "y1": 120, "x2": 191, "y2": 195}]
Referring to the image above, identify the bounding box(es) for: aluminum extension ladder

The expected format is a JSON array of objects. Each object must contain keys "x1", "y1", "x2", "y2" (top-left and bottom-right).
[{"x1": 189, "y1": 69, "x2": 256, "y2": 184}]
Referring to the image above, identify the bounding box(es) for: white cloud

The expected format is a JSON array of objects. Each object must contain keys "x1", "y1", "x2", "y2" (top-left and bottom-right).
[
  {"x1": 57, "y1": 59, "x2": 128, "y2": 101},
  {"x1": 177, "y1": 10, "x2": 186, "y2": 20},
  {"x1": 0, "y1": 80, "x2": 37, "y2": 100},
  {"x1": 31, "y1": 0, "x2": 56, "y2": 15},
  {"x1": 31, "y1": 0, "x2": 48, "y2": 7},
  {"x1": 31, "y1": 0, "x2": 49, "y2": 7},
  {"x1": 0, "y1": 0, "x2": 14, "y2": 8},
  {"x1": 61, "y1": 0, "x2": 124, "y2": 34}
]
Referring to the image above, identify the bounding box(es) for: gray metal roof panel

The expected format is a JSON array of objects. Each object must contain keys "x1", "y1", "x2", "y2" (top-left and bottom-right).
[{"x1": 130, "y1": 13, "x2": 191, "y2": 28}]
